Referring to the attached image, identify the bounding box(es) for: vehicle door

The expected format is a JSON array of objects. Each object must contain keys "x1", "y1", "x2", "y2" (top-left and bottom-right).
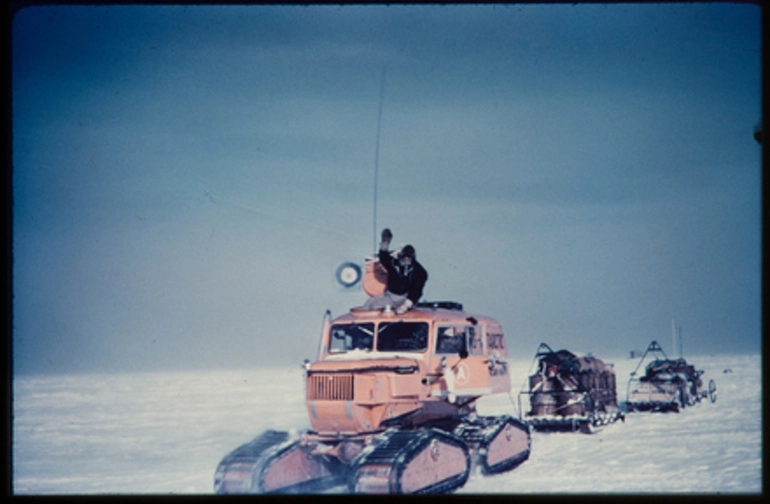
[{"x1": 431, "y1": 323, "x2": 490, "y2": 399}]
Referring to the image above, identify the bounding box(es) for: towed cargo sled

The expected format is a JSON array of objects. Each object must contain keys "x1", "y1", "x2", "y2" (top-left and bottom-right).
[
  {"x1": 518, "y1": 343, "x2": 624, "y2": 433},
  {"x1": 625, "y1": 340, "x2": 716, "y2": 413}
]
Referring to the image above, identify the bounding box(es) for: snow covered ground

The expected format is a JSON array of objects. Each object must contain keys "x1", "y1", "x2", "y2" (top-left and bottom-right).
[{"x1": 12, "y1": 353, "x2": 761, "y2": 494}]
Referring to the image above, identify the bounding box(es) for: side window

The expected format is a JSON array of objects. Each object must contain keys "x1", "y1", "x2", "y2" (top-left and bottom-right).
[
  {"x1": 467, "y1": 326, "x2": 484, "y2": 355},
  {"x1": 435, "y1": 326, "x2": 484, "y2": 355},
  {"x1": 436, "y1": 326, "x2": 465, "y2": 354},
  {"x1": 329, "y1": 323, "x2": 374, "y2": 353}
]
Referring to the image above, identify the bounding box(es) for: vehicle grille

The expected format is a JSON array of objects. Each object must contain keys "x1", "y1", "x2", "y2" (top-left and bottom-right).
[{"x1": 307, "y1": 373, "x2": 354, "y2": 401}]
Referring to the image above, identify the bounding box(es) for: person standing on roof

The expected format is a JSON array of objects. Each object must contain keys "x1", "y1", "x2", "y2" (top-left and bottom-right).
[{"x1": 363, "y1": 228, "x2": 428, "y2": 314}]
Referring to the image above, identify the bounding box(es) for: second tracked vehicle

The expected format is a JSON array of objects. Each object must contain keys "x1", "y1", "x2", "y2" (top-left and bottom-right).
[
  {"x1": 625, "y1": 340, "x2": 717, "y2": 413},
  {"x1": 214, "y1": 261, "x2": 530, "y2": 494}
]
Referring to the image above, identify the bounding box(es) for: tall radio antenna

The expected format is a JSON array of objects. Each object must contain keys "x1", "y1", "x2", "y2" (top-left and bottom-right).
[{"x1": 373, "y1": 66, "x2": 387, "y2": 253}]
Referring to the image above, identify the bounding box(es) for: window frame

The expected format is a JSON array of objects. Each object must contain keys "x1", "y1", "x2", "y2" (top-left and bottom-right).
[
  {"x1": 328, "y1": 322, "x2": 376, "y2": 354},
  {"x1": 434, "y1": 324, "x2": 485, "y2": 356},
  {"x1": 375, "y1": 321, "x2": 429, "y2": 353}
]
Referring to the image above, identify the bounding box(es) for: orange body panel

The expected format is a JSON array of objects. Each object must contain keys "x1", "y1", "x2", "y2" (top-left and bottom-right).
[
  {"x1": 362, "y1": 261, "x2": 388, "y2": 297},
  {"x1": 306, "y1": 305, "x2": 512, "y2": 434}
]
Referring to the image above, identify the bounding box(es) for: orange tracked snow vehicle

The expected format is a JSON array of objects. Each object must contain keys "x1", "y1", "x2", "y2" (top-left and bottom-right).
[
  {"x1": 625, "y1": 340, "x2": 717, "y2": 413},
  {"x1": 518, "y1": 343, "x2": 624, "y2": 433},
  {"x1": 214, "y1": 263, "x2": 530, "y2": 494}
]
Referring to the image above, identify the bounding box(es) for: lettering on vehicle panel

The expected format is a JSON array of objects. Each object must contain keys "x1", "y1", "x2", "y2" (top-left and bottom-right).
[{"x1": 487, "y1": 333, "x2": 505, "y2": 350}]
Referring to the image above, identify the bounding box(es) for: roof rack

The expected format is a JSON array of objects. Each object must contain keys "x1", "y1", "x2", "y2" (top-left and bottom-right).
[{"x1": 416, "y1": 301, "x2": 463, "y2": 311}]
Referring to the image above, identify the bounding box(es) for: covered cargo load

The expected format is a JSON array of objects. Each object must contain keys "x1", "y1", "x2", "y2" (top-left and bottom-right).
[{"x1": 519, "y1": 343, "x2": 624, "y2": 433}]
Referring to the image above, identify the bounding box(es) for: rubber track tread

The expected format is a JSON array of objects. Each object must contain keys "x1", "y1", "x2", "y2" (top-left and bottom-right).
[
  {"x1": 216, "y1": 430, "x2": 344, "y2": 494},
  {"x1": 214, "y1": 430, "x2": 292, "y2": 494},
  {"x1": 362, "y1": 430, "x2": 430, "y2": 462},
  {"x1": 221, "y1": 430, "x2": 290, "y2": 463},
  {"x1": 455, "y1": 416, "x2": 531, "y2": 475},
  {"x1": 351, "y1": 429, "x2": 470, "y2": 494}
]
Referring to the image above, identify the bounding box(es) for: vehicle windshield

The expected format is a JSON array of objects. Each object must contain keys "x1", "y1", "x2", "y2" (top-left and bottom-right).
[
  {"x1": 376, "y1": 322, "x2": 428, "y2": 352},
  {"x1": 329, "y1": 323, "x2": 374, "y2": 353}
]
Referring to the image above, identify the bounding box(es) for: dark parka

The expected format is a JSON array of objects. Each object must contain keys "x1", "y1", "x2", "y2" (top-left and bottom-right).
[{"x1": 378, "y1": 248, "x2": 428, "y2": 305}]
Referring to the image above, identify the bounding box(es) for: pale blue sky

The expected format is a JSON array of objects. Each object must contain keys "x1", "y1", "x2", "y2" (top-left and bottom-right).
[{"x1": 12, "y1": 3, "x2": 762, "y2": 375}]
